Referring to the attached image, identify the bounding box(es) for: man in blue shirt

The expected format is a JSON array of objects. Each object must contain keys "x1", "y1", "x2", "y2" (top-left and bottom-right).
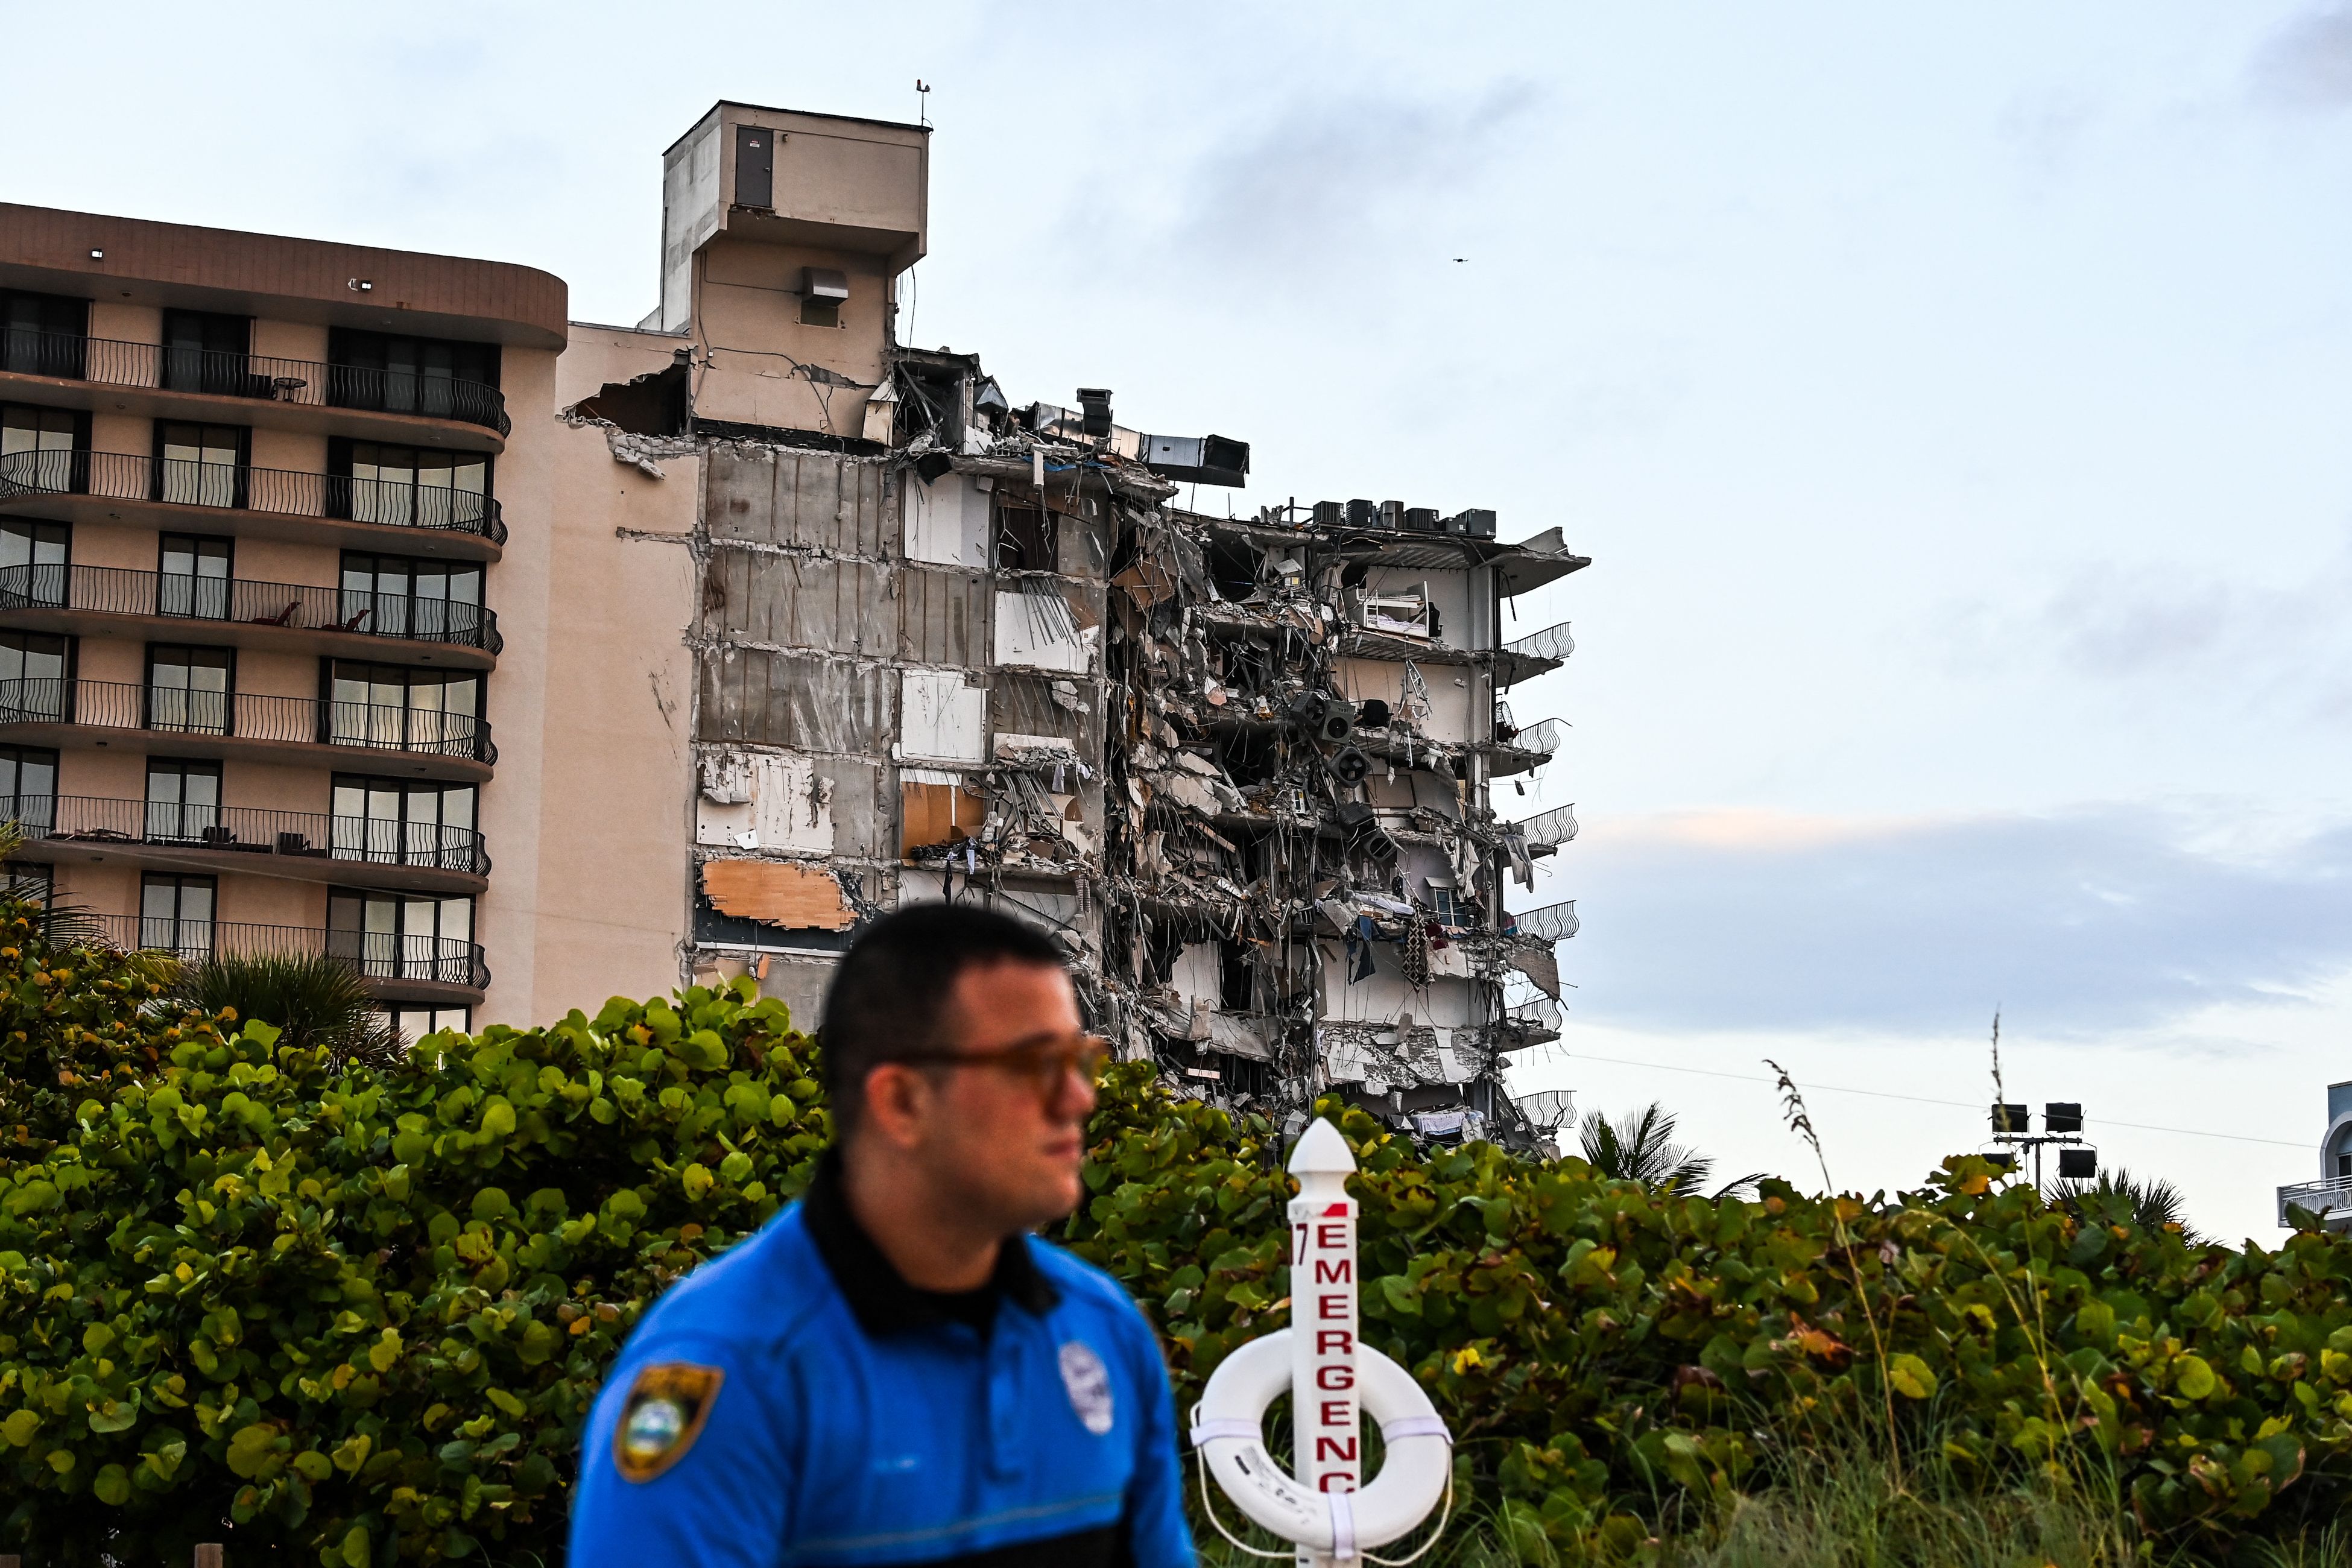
[{"x1": 570, "y1": 905, "x2": 1193, "y2": 1568}]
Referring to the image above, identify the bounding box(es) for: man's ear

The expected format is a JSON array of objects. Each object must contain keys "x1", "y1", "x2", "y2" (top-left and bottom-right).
[{"x1": 858, "y1": 1063, "x2": 931, "y2": 1151}]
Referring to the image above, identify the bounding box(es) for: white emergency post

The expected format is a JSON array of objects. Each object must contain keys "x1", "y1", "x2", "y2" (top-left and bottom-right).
[{"x1": 1190, "y1": 1118, "x2": 1452, "y2": 1565}]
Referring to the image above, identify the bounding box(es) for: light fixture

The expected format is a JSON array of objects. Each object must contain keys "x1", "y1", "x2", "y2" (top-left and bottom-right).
[
  {"x1": 349, "y1": 278, "x2": 373, "y2": 292},
  {"x1": 89, "y1": 248, "x2": 104, "y2": 259}
]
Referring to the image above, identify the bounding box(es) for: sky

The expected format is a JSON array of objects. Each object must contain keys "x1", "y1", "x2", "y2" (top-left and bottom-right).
[{"x1": 7, "y1": 1, "x2": 2350, "y2": 1239}]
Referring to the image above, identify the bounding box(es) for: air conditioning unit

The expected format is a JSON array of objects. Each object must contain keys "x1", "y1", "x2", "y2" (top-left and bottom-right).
[
  {"x1": 1379, "y1": 500, "x2": 1405, "y2": 530},
  {"x1": 1345, "y1": 498, "x2": 1379, "y2": 530},
  {"x1": 1403, "y1": 507, "x2": 1441, "y2": 533},
  {"x1": 1448, "y1": 508, "x2": 1497, "y2": 538},
  {"x1": 1312, "y1": 500, "x2": 1344, "y2": 528}
]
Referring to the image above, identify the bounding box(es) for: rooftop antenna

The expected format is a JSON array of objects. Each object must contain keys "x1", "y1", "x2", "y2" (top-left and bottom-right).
[{"x1": 915, "y1": 79, "x2": 931, "y2": 128}]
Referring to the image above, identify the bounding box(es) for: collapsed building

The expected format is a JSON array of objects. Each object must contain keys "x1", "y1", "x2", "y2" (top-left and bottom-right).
[{"x1": 581, "y1": 105, "x2": 1590, "y2": 1148}]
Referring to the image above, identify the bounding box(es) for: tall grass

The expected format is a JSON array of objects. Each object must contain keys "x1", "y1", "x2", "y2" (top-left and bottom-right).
[{"x1": 1194, "y1": 1415, "x2": 2352, "y2": 1567}]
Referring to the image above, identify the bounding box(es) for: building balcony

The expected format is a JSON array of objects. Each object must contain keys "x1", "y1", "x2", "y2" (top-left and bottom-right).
[
  {"x1": 1508, "y1": 899, "x2": 1579, "y2": 944},
  {"x1": 1493, "y1": 621, "x2": 1573, "y2": 691},
  {"x1": 0, "y1": 563, "x2": 498, "y2": 668},
  {"x1": 0, "y1": 679, "x2": 494, "y2": 780},
  {"x1": 1485, "y1": 716, "x2": 1565, "y2": 778},
  {"x1": 7, "y1": 795, "x2": 486, "y2": 893},
  {"x1": 2277, "y1": 1175, "x2": 2352, "y2": 1231},
  {"x1": 77, "y1": 913, "x2": 487, "y2": 1004},
  {"x1": 0, "y1": 329, "x2": 507, "y2": 446},
  {"x1": 0, "y1": 451, "x2": 504, "y2": 559}
]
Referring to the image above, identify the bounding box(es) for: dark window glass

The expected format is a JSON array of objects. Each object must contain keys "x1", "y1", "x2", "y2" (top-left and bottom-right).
[
  {"x1": 332, "y1": 774, "x2": 476, "y2": 870},
  {"x1": 159, "y1": 310, "x2": 253, "y2": 397},
  {"x1": 340, "y1": 552, "x2": 483, "y2": 641},
  {"x1": 327, "y1": 441, "x2": 489, "y2": 530},
  {"x1": 158, "y1": 534, "x2": 232, "y2": 619},
  {"x1": 147, "y1": 644, "x2": 232, "y2": 735},
  {"x1": 326, "y1": 329, "x2": 500, "y2": 425},
  {"x1": 155, "y1": 423, "x2": 245, "y2": 510},
  {"x1": 0, "y1": 520, "x2": 69, "y2": 609},
  {"x1": 0, "y1": 631, "x2": 69, "y2": 720},
  {"x1": 0, "y1": 745, "x2": 58, "y2": 834},
  {"x1": 327, "y1": 661, "x2": 479, "y2": 755},
  {"x1": 329, "y1": 888, "x2": 473, "y2": 982},
  {"x1": 0, "y1": 292, "x2": 88, "y2": 379},
  {"x1": 144, "y1": 759, "x2": 222, "y2": 842},
  {"x1": 0, "y1": 403, "x2": 87, "y2": 496},
  {"x1": 139, "y1": 872, "x2": 215, "y2": 955}
]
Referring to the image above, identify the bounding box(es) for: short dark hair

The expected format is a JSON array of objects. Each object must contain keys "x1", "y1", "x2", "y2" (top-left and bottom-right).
[{"x1": 819, "y1": 902, "x2": 1067, "y2": 1138}]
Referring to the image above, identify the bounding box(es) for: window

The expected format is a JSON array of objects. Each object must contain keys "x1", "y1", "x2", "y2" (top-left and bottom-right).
[
  {"x1": 2339, "y1": 1152, "x2": 2351, "y2": 1179},
  {"x1": 157, "y1": 534, "x2": 232, "y2": 620},
  {"x1": 139, "y1": 872, "x2": 216, "y2": 956},
  {"x1": 147, "y1": 643, "x2": 232, "y2": 735},
  {"x1": 993, "y1": 501, "x2": 1056, "y2": 572},
  {"x1": 332, "y1": 775, "x2": 476, "y2": 870},
  {"x1": 340, "y1": 553, "x2": 484, "y2": 643},
  {"x1": 159, "y1": 309, "x2": 253, "y2": 398},
  {"x1": 0, "y1": 631, "x2": 70, "y2": 719},
  {"x1": 326, "y1": 329, "x2": 499, "y2": 422},
  {"x1": 0, "y1": 520, "x2": 68, "y2": 609},
  {"x1": 154, "y1": 423, "x2": 246, "y2": 509},
  {"x1": 327, "y1": 662, "x2": 481, "y2": 756},
  {"x1": 329, "y1": 440, "x2": 489, "y2": 530},
  {"x1": 329, "y1": 889, "x2": 473, "y2": 984},
  {"x1": 1, "y1": 291, "x2": 87, "y2": 378},
  {"x1": 1429, "y1": 885, "x2": 1470, "y2": 930},
  {"x1": 382, "y1": 1005, "x2": 470, "y2": 1049},
  {"x1": 3, "y1": 861, "x2": 52, "y2": 909},
  {"x1": 0, "y1": 746, "x2": 57, "y2": 835},
  {"x1": 1, "y1": 403, "x2": 87, "y2": 495},
  {"x1": 145, "y1": 759, "x2": 221, "y2": 843}
]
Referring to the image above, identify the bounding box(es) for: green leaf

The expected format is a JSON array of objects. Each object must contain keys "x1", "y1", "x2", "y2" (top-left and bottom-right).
[
  {"x1": 1, "y1": 1409, "x2": 39, "y2": 1446},
  {"x1": 1886, "y1": 1353, "x2": 1936, "y2": 1400},
  {"x1": 2175, "y1": 1355, "x2": 2218, "y2": 1402},
  {"x1": 92, "y1": 1462, "x2": 131, "y2": 1505},
  {"x1": 292, "y1": 1449, "x2": 334, "y2": 1481}
]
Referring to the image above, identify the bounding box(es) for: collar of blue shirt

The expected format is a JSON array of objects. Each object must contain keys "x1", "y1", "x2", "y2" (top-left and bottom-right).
[{"x1": 801, "y1": 1148, "x2": 1062, "y2": 1336}]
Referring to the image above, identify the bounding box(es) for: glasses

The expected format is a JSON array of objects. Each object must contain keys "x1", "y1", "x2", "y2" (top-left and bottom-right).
[{"x1": 895, "y1": 1030, "x2": 1112, "y2": 1106}]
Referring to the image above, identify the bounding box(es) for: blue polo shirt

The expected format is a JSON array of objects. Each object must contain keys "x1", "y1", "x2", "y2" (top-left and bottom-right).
[{"x1": 569, "y1": 1157, "x2": 1193, "y2": 1568}]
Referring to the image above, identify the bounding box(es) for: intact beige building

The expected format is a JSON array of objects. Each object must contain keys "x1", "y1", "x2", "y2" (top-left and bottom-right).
[{"x1": 0, "y1": 101, "x2": 1588, "y2": 1149}]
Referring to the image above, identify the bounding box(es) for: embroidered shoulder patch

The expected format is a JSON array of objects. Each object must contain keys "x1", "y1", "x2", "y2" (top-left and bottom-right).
[
  {"x1": 1058, "y1": 1340, "x2": 1115, "y2": 1436},
  {"x1": 615, "y1": 1362, "x2": 724, "y2": 1482}
]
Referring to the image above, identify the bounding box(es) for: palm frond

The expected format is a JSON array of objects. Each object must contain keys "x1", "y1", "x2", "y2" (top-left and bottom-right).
[{"x1": 172, "y1": 952, "x2": 403, "y2": 1069}]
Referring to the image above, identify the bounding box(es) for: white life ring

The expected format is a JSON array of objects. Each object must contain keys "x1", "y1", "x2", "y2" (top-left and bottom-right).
[{"x1": 1189, "y1": 1330, "x2": 1452, "y2": 1556}]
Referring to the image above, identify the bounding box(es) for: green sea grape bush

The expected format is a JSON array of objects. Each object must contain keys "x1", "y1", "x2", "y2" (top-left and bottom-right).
[{"x1": 0, "y1": 896, "x2": 2349, "y2": 1566}]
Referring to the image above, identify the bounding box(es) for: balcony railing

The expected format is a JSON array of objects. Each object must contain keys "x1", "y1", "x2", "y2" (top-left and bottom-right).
[
  {"x1": 1497, "y1": 716, "x2": 1566, "y2": 757},
  {"x1": 1507, "y1": 803, "x2": 1579, "y2": 852},
  {"x1": 73, "y1": 913, "x2": 488, "y2": 990},
  {"x1": 1495, "y1": 621, "x2": 1574, "y2": 691},
  {"x1": 5, "y1": 795, "x2": 487, "y2": 876},
  {"x1": 1509, "y1": 899, "x2": 1580, "y2": 944},
  {"x1": 2277, "y1": 1175, "x2": 2352, "y2": 1227},
  {"x1": 0, "y1": 450, "x2": 507, "y2": 546},
  {"x1": 0, "y1": 328, "x2": 509, "y2": 437},
  {"x1": 0, "y1": 678, "x2": 496, "y2": 765},
  {"x1": 0, "y1": 563, "x2": 501, "y2": 655}
]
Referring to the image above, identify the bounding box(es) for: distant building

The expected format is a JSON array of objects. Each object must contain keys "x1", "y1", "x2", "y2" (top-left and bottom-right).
[
  {"x1": 0, "y1": 100, "x2": 1585, "y2": 1145},
  {"x1": 2278, "y1": 1080, "x2": 2352, "y2": 1231}
]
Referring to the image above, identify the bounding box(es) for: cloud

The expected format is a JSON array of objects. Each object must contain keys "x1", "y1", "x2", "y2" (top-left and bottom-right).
[
  {"x1": 1941, "y1": 544, "x2": 2352, "y2": 713},
  {"x1": 1064, "y1": 81, "x2": 1544, "y2": 287},
  {"x1": 2251, "y1": 5, "x2": 2352, "y2": 108},
  {"x1": 1555, "y1": 806, "x2": 2352, "y2": 1037}
]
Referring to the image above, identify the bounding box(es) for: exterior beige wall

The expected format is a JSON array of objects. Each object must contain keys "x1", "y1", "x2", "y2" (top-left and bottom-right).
[
  {"x1": 476, "y1": 327, "x2": 698, "y2": 1029},
  {"x1": 689, "y1": 238, "x2": 889, "y2": 437}
]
